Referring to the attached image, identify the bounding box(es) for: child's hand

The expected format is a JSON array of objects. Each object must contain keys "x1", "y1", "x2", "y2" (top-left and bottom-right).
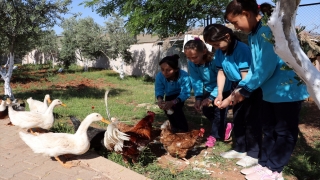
[
  {"x1": 194, "y1": 100, "x2": 202, "y2": 112},
  {"x1": 163, "y1": 101, "x2": 174, "y2": 110},
  {"x1": 232, "y1": 89, "x2": 245, "y2": 105},
  {"x1": 201, "y1": 98, "x2": 212, "y2": 107},
  {"x1": 218, "y1": 98, "x2": 231, "y2": 109},
  {"x1": 157, "y1": 100, "x2": 164, "y2": 109},
  {"x1": 214, "y1": 95, "x2": 223, "y2": 107}
]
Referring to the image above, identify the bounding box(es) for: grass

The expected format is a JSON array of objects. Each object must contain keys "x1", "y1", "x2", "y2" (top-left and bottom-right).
[{"x1": 1, "y1": 64, "x2": 319, "y2": 179}]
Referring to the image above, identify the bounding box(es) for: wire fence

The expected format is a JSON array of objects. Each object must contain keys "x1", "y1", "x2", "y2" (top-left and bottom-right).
[{"x1": 296, "y1": 2, "x2": 320, "y2": 34}]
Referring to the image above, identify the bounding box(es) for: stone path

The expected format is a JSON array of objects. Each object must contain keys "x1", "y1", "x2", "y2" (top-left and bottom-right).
[{"x1": 0, "y1": 118, "x2": 150, "y2": 180}]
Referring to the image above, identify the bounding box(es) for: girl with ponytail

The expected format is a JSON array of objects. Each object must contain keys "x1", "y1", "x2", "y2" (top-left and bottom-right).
[
  {"x1": 203, "y1": 23, "x2": 262, "y2": 168},
  {"x1": 184, "y1": 38, "x2": 232, "y2": 147},
  {"x1": 224, "y1": 0, "x2": 309, "y2": 179}
]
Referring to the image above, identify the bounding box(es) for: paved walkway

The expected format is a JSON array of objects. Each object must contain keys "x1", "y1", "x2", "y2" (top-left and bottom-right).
[{"x1": 0, "y1": 118, "x2": 150, "y2": 180}]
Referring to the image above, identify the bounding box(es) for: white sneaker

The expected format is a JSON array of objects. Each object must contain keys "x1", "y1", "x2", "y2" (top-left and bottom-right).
[
  {"x1": 220, "y1": 150, "x2": 247, "y2": 159},
  {"x1": 236, "y1": 155, "x2": 258, "y2": 167}
]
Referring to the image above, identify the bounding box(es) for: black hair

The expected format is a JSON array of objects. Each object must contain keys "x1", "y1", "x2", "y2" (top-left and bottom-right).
[
  {"x1": 183, "y1": 39, "x2": 214, "y2": 63},
  {"x1": 224, "y1": 0, "x2": 273, "y2": 21},
  {"x1": 159, "y1": 54, "x2": 180, "y2": 69},
  {"x1": 203, "y1": 24, "x2": 240, "y2": 55}
]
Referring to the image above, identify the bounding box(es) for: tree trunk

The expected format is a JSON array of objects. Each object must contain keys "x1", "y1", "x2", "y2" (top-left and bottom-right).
[
  {"x1": 268, "y1": 0, "x2": 320, "y2": 109},
  {"x1": 0, "y1": 53, "x2": 15, "y2": 99}
]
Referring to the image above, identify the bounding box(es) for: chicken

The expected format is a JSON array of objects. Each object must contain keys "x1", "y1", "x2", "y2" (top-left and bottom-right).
[
  {"x1": 160, "y1": 120, "x2": 205, "y2": 164},
  {"x1": 104, "y1": 111, "x2": 155, "y2": 163}
]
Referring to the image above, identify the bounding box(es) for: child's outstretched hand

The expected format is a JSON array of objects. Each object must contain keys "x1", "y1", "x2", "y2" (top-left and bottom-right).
[
  {"x1": 201, "y1": 98, "x2": 212, "y2": 107},
  {"x1": 232, "y1": 88, "x2": 245, "y2": 105},
  {"x1": 157, "y1": 99, "x2": 164, "y2": 109},
  {"x1": 194, "y1": 100, "x2": 202, "y2": 112},
  {"x1": 214, "y1": 94, "x2": 223, "y2": 107},
  {"x1": 218, "y1": 97, "x2": 232, "y2": 109}
]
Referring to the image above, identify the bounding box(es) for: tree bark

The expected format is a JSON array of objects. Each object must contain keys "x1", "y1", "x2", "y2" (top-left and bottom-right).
[
  {"x1": 268, "y1": 0, "x2": 320, "y2": 109},
  {"x1": 0, "y1": 53, "x2": 14, "y2": 99}
]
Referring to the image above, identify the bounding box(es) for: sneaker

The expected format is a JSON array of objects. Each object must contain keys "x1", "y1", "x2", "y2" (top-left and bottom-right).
[
  {"x1": 220, "y1": 150, "x2": 247, "y2": 159},
  {"x1": 241, "y1": 164, "x2": 265, "y2": 175},
  {"x1": 205, "y1": 136, "x2": 216, "y2": 147},
  {"x1": 245, "y1": 167, "x2": 271, "y2": 180},
  {"x1": 266, "y1": 171, "x2": 284, "y2": 180},
  {"x1": 224, "y1": 122, "x2": 233, "y2": 140},
  {"x1": 236, "y1": 155, "x2": 258, "y2": 167}
]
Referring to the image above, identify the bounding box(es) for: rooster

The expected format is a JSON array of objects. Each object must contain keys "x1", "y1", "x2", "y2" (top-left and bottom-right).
[
  {"x1": 160, "y1": 120, "x2": 205, "y2": 164},
  {"x1": 104, "y1": 111, "x2": 155, "y2": 163}
]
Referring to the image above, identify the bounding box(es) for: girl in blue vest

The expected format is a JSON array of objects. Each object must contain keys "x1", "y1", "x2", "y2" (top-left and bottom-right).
[
  {"x1": 224, "y1": 1, "x2": 309, "y2": 179},
  {"x1": 203, "y1": 23, "x2": 262, "y2": 168},
  {"x1": 155, "y1": 54, "x2": 191, "y2": 133},
  {"x1": 184, "y1": 38, "x2": 232, "y2": 147}
]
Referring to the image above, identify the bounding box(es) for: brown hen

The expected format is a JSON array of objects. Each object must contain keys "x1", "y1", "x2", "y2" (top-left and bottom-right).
[{"x1": 160, "y1": 120, "x2": 205, "y2": 163}]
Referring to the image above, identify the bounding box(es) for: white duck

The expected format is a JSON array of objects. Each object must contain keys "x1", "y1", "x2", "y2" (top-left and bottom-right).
[
  {"x1": 19, "y1": 113, "x2": 110, "y2": 168},
  {"x1": 27, "y1": 94, "x2": 51, "y2": 113},
  {"x1": 7, "y1": 98, "x2": 66, "y2": 132}
]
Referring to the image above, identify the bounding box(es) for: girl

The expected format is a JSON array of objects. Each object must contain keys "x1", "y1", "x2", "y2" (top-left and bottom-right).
[
  {"x1": 203, "y1": 23, "x2": 262, "y2": 168},
  {"x1": 224, "y1": 1, "x2": 309, "y2": 179},
  {"x1": 155, "y1": 54, "x2": 191, "y2": 133},
  {"x1": 184, "y1": 38, "x2": 232, "y2": 147}
]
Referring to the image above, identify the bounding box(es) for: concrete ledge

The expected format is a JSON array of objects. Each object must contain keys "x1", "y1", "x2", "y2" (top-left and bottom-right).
[{"x1": 78, "y1": 151, "x2": 151, "y2": 180}]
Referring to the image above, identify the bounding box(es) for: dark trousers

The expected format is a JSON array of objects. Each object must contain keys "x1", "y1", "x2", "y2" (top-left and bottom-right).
[
  {"x1": 202, "y1": 90, "x2": 231, "y2": 140},
  {"x1": 232, "y1": 88, "x2": 263, "y2": 158},
  {"x1": 258, "y1": 100, "x2": 302, "y2": 173},
  {"x1": 164, "y1": 94, "x2": 189, "y2": 133}
]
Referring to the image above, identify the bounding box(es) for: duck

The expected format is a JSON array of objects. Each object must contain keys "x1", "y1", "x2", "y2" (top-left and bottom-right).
[
  {"x1": 7, "y1": 98, "x2": 66, "y2": 132},
  {"x1": 69, "y1": 116, "x2": 106, "y2": 152},
  {"x1": 0, "y1": 100, "x2": 8, "y2": 119},
  {"x1": 19, "y1": 113, "x2": 111, "y2": 168},
  {"x1": 27, "y1": 94, "x2": 51, "y2": 113}
]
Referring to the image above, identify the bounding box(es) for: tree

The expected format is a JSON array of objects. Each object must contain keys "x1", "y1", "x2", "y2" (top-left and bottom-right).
[
  {"x1": 83, "y1": 0, "x2": 230, "y2": 38},
  {"x1": 104, "y1": 14, "x2": 137, "y2": 79},
  {"x1": 58, "y1": 16, "x2": 109, "y2": 70},
  {"x1": 268, "y1": 0, "x2": 320, "y2": 109},
  {"x1": 0, "y1": 0, "x2": 71, "y2": 99},
  {"x1": 74, "y1": 17, "x2": 109, "y2": 71},
  {"x1": 36, "y1": 30, "x2": 60, "y2": 67}
]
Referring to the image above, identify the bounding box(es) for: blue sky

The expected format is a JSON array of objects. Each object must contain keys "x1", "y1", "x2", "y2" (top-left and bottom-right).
[{"x1": 53, "y1": 0, "x2": 320, "y2": 35}]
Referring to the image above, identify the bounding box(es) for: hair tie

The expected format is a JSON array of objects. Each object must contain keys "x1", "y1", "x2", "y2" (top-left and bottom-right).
[
  {"x1": 194, "y1": 37, "x2": 201, "y2": 41},
  {"x1": 258, "y1": 5, "x2": 260, "y2": 9}
]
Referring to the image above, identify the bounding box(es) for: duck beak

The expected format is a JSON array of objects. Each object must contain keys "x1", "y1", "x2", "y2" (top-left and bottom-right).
[
  {"x1": 48, "y1": 98, "x2": 52, "y2": 103},
  {"x1": 6, "y1": 98, "x2": 11, "y2": 104},
  {"x1": 60, "y1": 103, "x2": 67, "y2": 107},
  {"x1": 101, "y1": 117, "x2": 111, "y2": 124}
]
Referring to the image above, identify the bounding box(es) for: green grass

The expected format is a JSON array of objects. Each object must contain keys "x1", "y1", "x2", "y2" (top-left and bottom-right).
[{"x1": 1, "y1": 64, "x2": 319, "y2": 179}]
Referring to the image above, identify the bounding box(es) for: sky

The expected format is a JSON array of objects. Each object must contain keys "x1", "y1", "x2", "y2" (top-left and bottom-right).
[{"x1": 53, "y1": 0, "x2": 320, "y2": 35}]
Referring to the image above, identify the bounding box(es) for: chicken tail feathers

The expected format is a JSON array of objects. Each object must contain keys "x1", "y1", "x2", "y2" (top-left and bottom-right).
[{"x1": 104, "y1": 122, "x2": 130, "y2": 152}]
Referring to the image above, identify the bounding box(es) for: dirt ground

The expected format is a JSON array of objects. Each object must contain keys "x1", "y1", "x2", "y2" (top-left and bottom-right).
[{"x1": 6, "y1": 71, "x2": 320, "y2": 179}]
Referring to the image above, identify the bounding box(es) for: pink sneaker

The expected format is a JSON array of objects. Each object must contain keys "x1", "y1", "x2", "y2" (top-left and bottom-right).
[
  {"x1": 224, "y1": 123, "x2": 233, "y2": 140},
  {"x1": 205, "y1": 136, "x2": 216, "y2": 147}
]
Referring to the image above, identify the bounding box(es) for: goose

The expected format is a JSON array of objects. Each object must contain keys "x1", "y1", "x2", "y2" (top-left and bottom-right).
[
  {"x1": 19, "y1": 113, "x2": 110, "y2": 168},
  {"x1": 7, "y1": 98, "x2": 66, "y2": 132},
  {"x1": 27, "y1": 94, "x2": 51, "y2": 113}
]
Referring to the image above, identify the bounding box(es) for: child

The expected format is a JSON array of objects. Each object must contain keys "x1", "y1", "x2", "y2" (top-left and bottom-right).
[
  {"x1": 155, "y1": 54, "x2": 191, "y2": 133},
  {"x1": 224, "y1": 1, "x2": 309, "y2": 179},
  {"x1": 203, "y1": 23, "x2": 262, "y2": 168},
  {"x1": 184, "y1": 38, "x2": 232, "y2": 147}
]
